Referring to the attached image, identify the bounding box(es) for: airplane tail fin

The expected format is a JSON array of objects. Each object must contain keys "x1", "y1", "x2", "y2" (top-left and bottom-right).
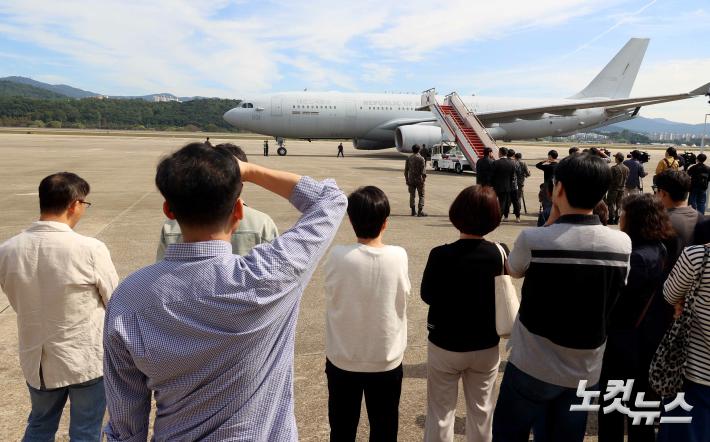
[{"x1": 570, "y1": 38, "x2": 649, "y2": 99}]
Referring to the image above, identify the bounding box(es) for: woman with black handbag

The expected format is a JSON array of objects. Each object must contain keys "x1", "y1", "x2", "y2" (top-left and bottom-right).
[
  {"x1": 598, "y1": 194, "x2": 675, "y2": 442},
  {"x1": 656, "y1": 244, "x2": 710, "y2": 441}
]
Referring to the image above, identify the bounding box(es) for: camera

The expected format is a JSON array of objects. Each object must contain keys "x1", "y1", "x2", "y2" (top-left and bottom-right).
[
  {"x1": 628, "y1": 150, "x2": 650, "y2": 163},
  {"x1": 680, "y1": 151, "x2": 696, "y2": 170}
]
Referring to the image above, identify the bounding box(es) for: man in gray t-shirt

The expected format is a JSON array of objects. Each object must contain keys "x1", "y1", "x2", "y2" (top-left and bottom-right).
[
  {"x1": 654, "y1": 169, "x2": 698, "y2": 256},
  {"x1": 493, "y1": 153, "x2": 631, "y2": 442}
]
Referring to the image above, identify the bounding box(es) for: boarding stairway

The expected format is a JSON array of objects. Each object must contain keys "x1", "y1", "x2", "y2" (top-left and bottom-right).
[{"x1": 420, "y1": 88, "x2": 498, "y2": 168}]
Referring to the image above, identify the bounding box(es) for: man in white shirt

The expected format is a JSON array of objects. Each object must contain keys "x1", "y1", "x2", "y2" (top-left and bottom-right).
[
  {"x1": 324, "y1": 186, "x2": 411, "y2": 441},
  {"x1": 0, "y1": 172, "x2": 119, "y2": 441}
]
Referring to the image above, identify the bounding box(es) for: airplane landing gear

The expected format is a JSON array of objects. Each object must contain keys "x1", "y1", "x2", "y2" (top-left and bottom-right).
[{"x1": 276, "y1": 137, "x2": 287, "y2": 156}]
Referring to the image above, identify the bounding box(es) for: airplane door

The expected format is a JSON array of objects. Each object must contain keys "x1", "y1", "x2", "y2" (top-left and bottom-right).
[
  {"x1": 344, "y1": 100, "x2": 356, "y2": 121},
  {"x1": 271, "y1": 97, "x2": 283, "y2": 116}
]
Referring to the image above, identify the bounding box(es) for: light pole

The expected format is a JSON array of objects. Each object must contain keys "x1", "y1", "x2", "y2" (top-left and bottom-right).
[
  {"x1": 702, "y1": 113, "x2": 710, "y2": 213},
  {"x1": 702, "y1": 113, "x2": 710, "y2": 154}
]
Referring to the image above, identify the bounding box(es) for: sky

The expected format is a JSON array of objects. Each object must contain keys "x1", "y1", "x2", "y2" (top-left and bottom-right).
[{"x1": 0, "y1": 0, "x2": 708, "y2": 123}]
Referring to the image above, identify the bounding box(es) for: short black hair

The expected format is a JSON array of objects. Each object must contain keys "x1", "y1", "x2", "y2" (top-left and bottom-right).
[
  {"x1": 156, "y1": 142, "x2": 242, "y2": 229},
  {"x1": 449, "y1": 185, "x2": 500, "y2": 236},
  {"x1": 499, "y1": 147, "x2": 508, "y2": 156},
  {"x1": 554, "y1": 153, "x2": 611, "y2": 209},
  {"x1": 38, "y1": 172, "x2": 90, "y2": 214},
  {"x1": 548, "y1": 150, "x2": 559, "y2": 159},
  {"x1": 506, "y1": 149, "x2": 515, "y2": 158},
  {"x1": 347, "y1": 186, "x2": 390, "y2": 239},
  {"x1": 412, "y1": 144, "x2": 421, "y2": 154},
  {"x1": 215, "y1": 143, "x2": 248, "y2": 162},
  {"x1": 514, "y1": 152, "x2": 522, "y2": 160},
  {"x1": 698, "y1": 153, "x2": 707, "y2": 163},
  {"x1": 655, "y1": 169, "x2": 691, "y2": 202},
  {"x1": 569, "y1": 147, "x2": 580, "y2": 155},
  {"x1": 666, "y1": 146, "x2": 677, "y2": 158},
  {"x1": 483, "y1": 147, "x2": 493, "y2": 156}
]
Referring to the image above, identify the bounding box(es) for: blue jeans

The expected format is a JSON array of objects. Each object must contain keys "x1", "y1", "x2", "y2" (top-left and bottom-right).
[
  {"x1": 688, "y1": 189, "x2": 707, "y2": 214},
  {"x1": 23, "y1": 377, "x2": 105, "y2": 442},
  {"x1": 658, "y1": 380, "x2": 710, "y2": 442},
  {"x1": 492, "y1": 363, "x2": 589, "y2": 442}
]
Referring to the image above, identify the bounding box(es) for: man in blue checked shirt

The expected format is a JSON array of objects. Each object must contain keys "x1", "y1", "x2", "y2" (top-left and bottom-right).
[{"x1": 103, "y1": 142, "x2": 347, "y2": 441}]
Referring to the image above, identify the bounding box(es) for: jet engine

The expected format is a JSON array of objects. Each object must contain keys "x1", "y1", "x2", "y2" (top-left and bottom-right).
[
  {"x1": 394, "y1": 125, "x2": 443, "y2": 153},
  {"x1": 352, "y1": 138, "x2": 393, "y2": 150}
]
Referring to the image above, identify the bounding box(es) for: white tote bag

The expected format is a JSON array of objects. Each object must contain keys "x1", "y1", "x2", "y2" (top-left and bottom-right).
[{"x1": 494, "y1": 243, "x2": 520, "y2": 338}]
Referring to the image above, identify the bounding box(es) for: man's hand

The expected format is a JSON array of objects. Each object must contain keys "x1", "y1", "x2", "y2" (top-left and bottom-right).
[
  {"x1": 236, "y1": 159, "x2": 255, "y2": 183},
  {"x1": 674, "y1": 301, "x2": 684, "y2": 319}
]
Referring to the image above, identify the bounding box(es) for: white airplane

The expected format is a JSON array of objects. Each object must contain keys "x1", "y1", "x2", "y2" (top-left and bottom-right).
[{"x1": 224, "y1": 38, "x2": 710, "y2": 156}]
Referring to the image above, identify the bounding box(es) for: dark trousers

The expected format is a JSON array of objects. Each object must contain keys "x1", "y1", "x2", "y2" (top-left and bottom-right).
[
  {"x1": 337, "y1": 149, "x2": 344, "y2": 157},
  {"x1": 658, "y1": 379, "x2": 710, "y2": 442},
  {"x1": 325, "y1": 359, "x2": 403, "y2": 442},
  {"x1": 498, "y1": 190, "x2": 519, "y2": 218},
  {"x1": 492, "y1": 363, "x2": 589, "y2": 442},
  {"x1": 597, "y1": 329, "x2": 656, "y2": 442},
  {"x1": 689, "y1": 189, "x2": 707, "y2": 214}
]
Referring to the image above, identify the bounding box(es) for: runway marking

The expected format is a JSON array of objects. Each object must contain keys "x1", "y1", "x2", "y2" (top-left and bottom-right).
[
  {"x1": 94, "y1": 191, "x2": 153, "y2": 238},
  {"x1": 15, "y1": 192, "x2": 38, "y2": 196}
]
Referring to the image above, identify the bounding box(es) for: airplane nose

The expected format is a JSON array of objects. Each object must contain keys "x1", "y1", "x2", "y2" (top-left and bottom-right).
[{"x1": 223, "y1": 108, "x2": 240, "y2": 126}]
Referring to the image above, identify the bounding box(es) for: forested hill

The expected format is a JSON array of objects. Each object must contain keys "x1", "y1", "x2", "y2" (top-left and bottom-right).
[
  {"x1": 0, "y1": 80, "x2": 67, "y2": 100},
  {"x1": 0, "y1": 96, "x2": 242, "y2": 131}
]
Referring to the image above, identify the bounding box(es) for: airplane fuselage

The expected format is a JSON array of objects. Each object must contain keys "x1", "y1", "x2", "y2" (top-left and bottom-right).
[{"x1": 223, "y1": 91, "x2": 631, "y2": 150}]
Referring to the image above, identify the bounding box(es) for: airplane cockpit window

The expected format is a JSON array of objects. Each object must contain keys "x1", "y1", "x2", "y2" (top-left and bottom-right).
[{"x1": 240, "y1": 103, "x2": 254, "y2": 108}]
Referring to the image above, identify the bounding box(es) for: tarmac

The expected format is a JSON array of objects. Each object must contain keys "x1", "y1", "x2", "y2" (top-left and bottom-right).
[{"x1": 0, "y1": 132, "x2": 661, "y2": 440}]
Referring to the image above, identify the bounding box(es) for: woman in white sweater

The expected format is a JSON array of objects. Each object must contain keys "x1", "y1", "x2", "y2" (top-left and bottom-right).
[
  {"x1": 324, "y1": 186, "x2": 411, "y2": 442},
  {"x1": 658, "y1": 245, "x2": 710, "y2": 441}
]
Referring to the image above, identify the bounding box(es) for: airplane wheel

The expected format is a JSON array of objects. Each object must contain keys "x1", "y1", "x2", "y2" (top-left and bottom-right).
[
  {"x1": 433, "y1": 161, "x2": 439, "y2": 171},
  {"x1": 455, "y1": 163, "x2": 462, "y2": 174},
  {"x1": 277, "y1": 147, "x2": 287, "y2": 156}
]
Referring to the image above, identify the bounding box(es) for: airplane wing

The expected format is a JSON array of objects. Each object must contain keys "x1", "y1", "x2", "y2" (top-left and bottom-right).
[
  {"x1": 378, "y1": 116, "x2": 437, "y2": 130},
  {"x1": 476, "y1": 82, "x2": 710, "y2": 124}
]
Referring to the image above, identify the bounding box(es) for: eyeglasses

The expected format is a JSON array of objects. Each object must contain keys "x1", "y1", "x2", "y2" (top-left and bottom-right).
[{"x1": 78, "y1": 200, "x2": 92, "y2": 207}]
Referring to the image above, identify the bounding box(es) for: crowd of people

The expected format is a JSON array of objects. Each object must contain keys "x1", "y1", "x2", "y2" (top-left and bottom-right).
[{"x1": 1, "y1": 141, "x2": 710, "y2": 442}]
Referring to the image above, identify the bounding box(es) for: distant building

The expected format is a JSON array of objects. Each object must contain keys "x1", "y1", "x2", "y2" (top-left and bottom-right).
[{"x1": 152, "y1": 94, "x2": 180, "y2": 103}]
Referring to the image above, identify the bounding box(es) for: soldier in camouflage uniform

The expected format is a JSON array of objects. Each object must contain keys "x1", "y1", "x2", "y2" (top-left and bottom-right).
[
  {"x1": 606, "y1": 152, "x2": 629, "y2": 225},
  {"x1": 405, "y1": 144, "x2": 427, "y2": 217}
]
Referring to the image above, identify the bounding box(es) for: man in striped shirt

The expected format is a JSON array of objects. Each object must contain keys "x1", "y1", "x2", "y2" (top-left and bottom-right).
[
  {"x1": 103, "y1": 142, "x2": 347, "y2": 441},
  {"x1": 493, "y1": 153, "x2": 631, "y2": 442}
]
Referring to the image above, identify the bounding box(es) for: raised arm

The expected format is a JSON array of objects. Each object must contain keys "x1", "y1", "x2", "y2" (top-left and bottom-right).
[
  {"x1": 239, "y1": 163, "x2": 347, "y2": 291},
  {"x1": 238, "y1": 160, "x2": 301, "y2": 200}
]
